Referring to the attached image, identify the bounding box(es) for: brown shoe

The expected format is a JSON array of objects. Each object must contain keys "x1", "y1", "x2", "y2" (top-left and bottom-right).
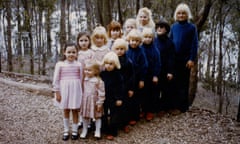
[
  {"x1": 106, "y1": 135, "x2": 114, "y2": 140},
  {"x1": 129, "y1": 120, "x2": 137, "y2": 126},
  {"x1": 124, "y1": 126, "x2": 130, "y2": 133},
  {"x1": 146, "y1": 113, "x2": 154, "y2": 121}
]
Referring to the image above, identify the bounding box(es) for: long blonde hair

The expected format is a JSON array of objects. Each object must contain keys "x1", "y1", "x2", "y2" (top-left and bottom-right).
[{"x1": 174, "y1": 3, "x2": 193, "y2": 21}]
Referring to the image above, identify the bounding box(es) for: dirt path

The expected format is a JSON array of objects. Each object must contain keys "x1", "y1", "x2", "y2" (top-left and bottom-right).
[{"x1": 0, "y1": 81, "x2": 240, "y2": 144}]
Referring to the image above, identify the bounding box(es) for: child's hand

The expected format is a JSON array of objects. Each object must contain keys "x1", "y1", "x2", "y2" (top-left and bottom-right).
[
  {"x1": 139, "y1": 81, "x2": 144, "y2": 89},
  {"x1": 167, "y1": 73, "x2": 173, "y2": 81},
  {"x1": 152, "y1": 76, "x2": 158, "y2": 84},
  {"x1": 186, "y1": 60, "x2": 194, "y2": 69},
  {"x1": 116, "y1": 100, "x2": 122, "y2": 106},
  {"x1": 56, "y1": 91, "x2": 61, "y2": 102},
  {"x1": 96, "y1": 105, "x2": 102, "y2": 112},
  {"x1": 128, "y1": 90, "x2": 134, "y2": 98}
]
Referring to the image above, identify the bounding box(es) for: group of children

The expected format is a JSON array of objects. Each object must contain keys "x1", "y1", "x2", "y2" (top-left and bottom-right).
[{"x1": 52, "y1": 3, "x2": 198, "y2": 141}]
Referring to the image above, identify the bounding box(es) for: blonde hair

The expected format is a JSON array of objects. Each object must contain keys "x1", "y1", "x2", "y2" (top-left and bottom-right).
[
  {"x1": 126, "y1": 29, "x2": 143, "y2": 42},
  {"x1": 136, "y1": 7, "x2": 155, "y2": 28},
  {"x1": 85, "y1": 59, "x2": 101, "y2": 76},
  {"x1": 142, "y1": 28, "x2": 154, "y2": 37},
  {"x1": 111, "y1": 38, "x2": 128, "y2": 51},
  {"x1": 91, "y1": 26, "x2": 108, "y2": 45},
  {"x1": 124, "y1": 18, "x2": 137, "y2": 29},
  {"x1": 174, "y1": 3, "x2": 193, "y2": 21},
  {"x1": 102, "y1": 51, "x2": 121, "y2": 69}
]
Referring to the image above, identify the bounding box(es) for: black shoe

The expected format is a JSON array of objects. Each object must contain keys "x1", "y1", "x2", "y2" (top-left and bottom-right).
[
  {"x1": 62, "y1": 132, "x2": 69, "y2": 141},
  {"x1": 71, "y1": 132, "x2": 79, "y2": 140},
  {"x1": 78, "y1": 122, "x2": 83, "y2": 129}
]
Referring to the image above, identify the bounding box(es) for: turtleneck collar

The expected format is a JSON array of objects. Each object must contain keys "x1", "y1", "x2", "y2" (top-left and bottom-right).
[{"x1": 178, "y1": 20, "x2": 188, "y2": 25}]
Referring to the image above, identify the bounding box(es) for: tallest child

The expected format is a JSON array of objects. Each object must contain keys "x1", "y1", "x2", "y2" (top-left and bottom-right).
[{"x1": 169, "y1": 3, "x2": 198, "y2": 113}]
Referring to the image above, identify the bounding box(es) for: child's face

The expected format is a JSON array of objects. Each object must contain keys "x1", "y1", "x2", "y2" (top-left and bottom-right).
[
  {"x1": 125, "y1": 24, "x2": 135, "y2": 35},
  {"x1": 64, "y1": 46, "x2": 77, "y2": 62},
  {"x1": 129, "y1": 38, "x2": 141, "y2": 48},
  {"x1": 176, "y1": 10, "x2": 188, "y2": 21},
  {"x1": 78, "y1": 35, "x2": 90, "y2": 50},
  {"x1": 139, "y1": 12, "x2": 149, "y2": 26},
  {"x1": 84, "y1": 66, "x2": 95, "y2": 78},
  {"x1": 104, "y1": 61, "x2": 115, "y2": 71},
  {"x1": 143, "y1": 35, "x2": 153, "y2": 45},
  {"x1": 94, "y1": 35, "x2": 105, "y2": 47},
  {"x1": 111, "y1": 30, "x2": 121, "y2": 40},
  {"x1": 113, "y1": 46, "x2": 126, "y2": 56},
  {"x1": 156, "y1": 26, "x2": 167, "y2": 35}
]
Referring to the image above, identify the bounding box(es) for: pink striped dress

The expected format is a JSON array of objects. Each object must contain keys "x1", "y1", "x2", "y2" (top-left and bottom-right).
[{"x1": 52, "y1": 60, "x2": 83, "y2": 109}]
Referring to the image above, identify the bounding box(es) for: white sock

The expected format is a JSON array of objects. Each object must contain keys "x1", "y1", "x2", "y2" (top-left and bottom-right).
[
  {"x1": 94, "y1": 119, "x2": 101, "y2": 138},
  {"x1": 72, "y1": 123, "x2": 78, "y2": 135},
  {"x1": 80, "y1": 118, "x2": 89, "y2": 138},
  {"x1": 63, "y1": 118, "x2": 69, "y2": 133}
]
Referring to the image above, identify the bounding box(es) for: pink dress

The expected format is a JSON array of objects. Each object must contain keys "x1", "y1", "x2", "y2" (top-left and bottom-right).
[
  {"x1": 52, "y1": 60, "x2": 83, "y2": 109},
  {"x1": 81, "y1": 77, "x2": 105, "y2": 119},
  {"x1": 78, "y1": 49, "x2": 95, "y2": 67}
]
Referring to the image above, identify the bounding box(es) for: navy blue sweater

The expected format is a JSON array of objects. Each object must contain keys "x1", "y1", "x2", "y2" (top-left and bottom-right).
[
  {"x1": 100, "y1": 69, "x2": 124, "y2": 106},
  {"x1": 126, "y1": 46, "x2": 148, "y2": 82},
  {"x1": 169, "y1": 21, "x2": 198, "y2": 63},
  {"x1": 154, "y1": 35, "x2": 175, "y2": 75},
  {"x1": 140, "y1": 43, "x2": 161, "y2": 77}
]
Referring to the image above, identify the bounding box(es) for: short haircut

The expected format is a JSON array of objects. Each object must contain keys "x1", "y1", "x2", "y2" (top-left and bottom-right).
[
  {"x1": 107, "y1": 20, "x2": 122, "y2": 38},
  {"x1": 91, "y1": 26, "x2": 108, "y2": 45},
  {"x1": 142, "y1": 28, "x2": 154, "y2": 37},
  {"x1": 124, "y1": 18, "x2": 137, "y2": 29},
  {"x1": 102, "y1": 51, "x2": 121, "y2": 69},
  {"x1": 126, "y1": 29, "x2": 142, "y2": 42},
  {"x1": 111, "y1": 38, "x2": 128, "y2": 51},
  {"x1": 174, "y1": 3, "x2": 193, "y2": 21}
]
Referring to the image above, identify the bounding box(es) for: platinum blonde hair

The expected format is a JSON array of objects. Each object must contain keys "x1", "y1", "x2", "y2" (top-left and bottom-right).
[
  {"x1": 112, "y1": 38, "x2": 128, "y2": 51},
  {"x1": 142, "y1": 28, "x2": 154, "y2": 37},
  {"x1": 174, "y1": 3, "x2": 193, "y2": 21},
  {"x1": 136, "y1": 7, "x2": 155, "y2": 28},
  {"x1": 102, "y1": 51, "x2": 121, "y2": 69},
  {"x1": 91, "y1": 26, "x2": 108, "y2": 45},
  {"x1": 126, "y1": 29, "x2": 143, "y2": 42}
]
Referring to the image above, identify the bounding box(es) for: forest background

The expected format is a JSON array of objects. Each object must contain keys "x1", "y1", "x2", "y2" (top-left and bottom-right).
[{"x1": 0, "y1": 0, "x2": 240, "y2": 118}]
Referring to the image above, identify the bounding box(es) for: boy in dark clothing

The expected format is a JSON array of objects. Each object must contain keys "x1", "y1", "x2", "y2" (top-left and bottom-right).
[{"x1": 154, "y1": 17, "x2": 177, "y2": 116}]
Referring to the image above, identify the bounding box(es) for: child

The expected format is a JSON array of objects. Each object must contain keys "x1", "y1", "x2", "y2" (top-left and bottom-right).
[
  {"x1": 52, "y1": 43, "x2": 83, "y2": 141},
  {"x1": 169, "y1": 3, "x2": 198, "y2": 113},
  {"x1": 112, "y1": 38, "x2": 135, "y2": 132},
  {"x1": 77, "y1": 31, "x2": 95, "y2": 68},
  {"x1": 140, "y1": 28, "x2": 161, "y2": 121},
  {"x1": 154, "y1": 17, "x2": 176, "y2": 116},
  {"x1": 123, "y1": 18, "x2": 137, "y2": 39},
  {"x1": 126, "y1": 29, "x2": 148, "y2": 125},
  {"x1": 136, "y1": 7, "x2": 155, "y2": 32},
  {"x1": 80, "y1": 59, "x2": 105, "y2": 139},
  {"x1": 91, "y1": 26, "x2": 110, "y2": 65},
  {"x1": 76, "y1": 31, "x2": 95, "y2": 128},
  {"x1": 107, "y1": 20, "x2": 122, "y2": 49},
  {"x1": 100, "y1": 51, "x2": 124, "y2": 140}
]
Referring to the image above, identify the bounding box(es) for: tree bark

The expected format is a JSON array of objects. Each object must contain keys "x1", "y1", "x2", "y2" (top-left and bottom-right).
[
  {"x1": 60, "y1": 0, "x2": 66, "y2": 54},
  {"x1": 6, "y1": 0, "x2": 13, "y2": 72}
]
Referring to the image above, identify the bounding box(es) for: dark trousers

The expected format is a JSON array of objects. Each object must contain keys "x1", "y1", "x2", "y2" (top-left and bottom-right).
[
  {"x1": 237, "y1": 97, "x2": 240, "y2": 122},
  {"x1": 102, "y1": 103, "x2": 123, "y2": 136},
  {"x1": 175, "y1": 63, "x2": 191, "y2": 112},
  {"x1": 158, "y1": 74, "x2": 177, "y2": 112},
  {"x1": 141, "y1": 77, "x2": 159, "y2": 113}
]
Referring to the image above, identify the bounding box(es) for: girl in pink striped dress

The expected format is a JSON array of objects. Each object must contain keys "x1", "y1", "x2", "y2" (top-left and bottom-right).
[
  {"x1": 80, "y1": 59, "x2": 105, "y2": 139},
  {"x1": 52, "y1": 43, "x2": 83, "y2": 141}
]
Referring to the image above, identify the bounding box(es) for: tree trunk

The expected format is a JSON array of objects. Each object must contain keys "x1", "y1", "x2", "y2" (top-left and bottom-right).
[
  {"x1": 189, "y1": 0, "x2": 212, "y2": 105},
  {"x1": 6, "y1": 0, "x2": 13, "y2": 72},
  {"x1": 85, "y1": 0, "x2": 93, "y2": 31},
  {"x1": 16, "y1": 0, "x2": 23, "y2": 72},
  {"x1": 117, "y1": 0, "x2": 123, "y2": 25},
  {"x1": 60, "y1": 0, "x2": 67, "y2": 55}
]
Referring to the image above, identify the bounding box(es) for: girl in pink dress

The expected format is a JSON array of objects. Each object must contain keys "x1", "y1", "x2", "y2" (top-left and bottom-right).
[
  {"x1": 80, "y1": 59, "x2": 105, "y2": 139},
  {"x1": 52, "y1": 43, "x2": 83, "y2": 141},
  {"x1": 76, "y1": 31, "x2": 95, "y2": 129},
  {"x1": 91, "y1": 26, "x2": 110, "y2": 65}
]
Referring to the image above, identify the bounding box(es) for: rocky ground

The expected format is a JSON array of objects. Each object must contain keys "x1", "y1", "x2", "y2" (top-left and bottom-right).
[{"x1": 0, "y1": 74, "x2": 240, "y2": 144}]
